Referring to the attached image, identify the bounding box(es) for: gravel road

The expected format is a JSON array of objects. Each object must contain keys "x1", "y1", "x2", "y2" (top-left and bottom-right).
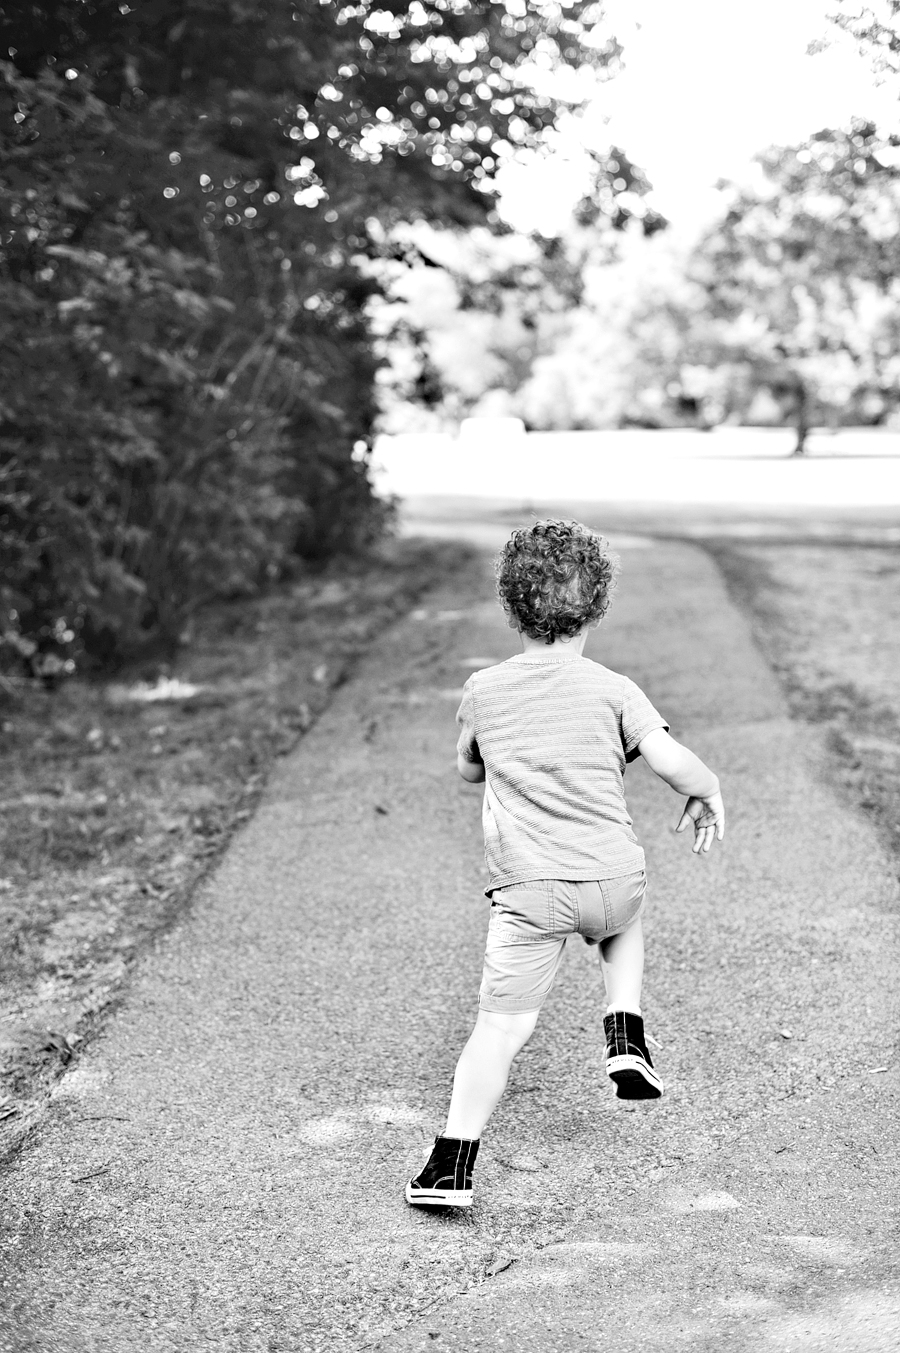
[{"x1": 0, "y1": 537, "x2": 898, "y2": 1353}]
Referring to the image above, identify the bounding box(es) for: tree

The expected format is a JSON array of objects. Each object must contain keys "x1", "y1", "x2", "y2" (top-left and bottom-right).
[
  {"x1": 691, "y1": 122, "x2": 900, "y2": 453},
  {"x1": 1, "y1": 1, "x2": 632, "y2": 670},
  {"x1": 373, "y1": 143, "x2": 666, "y2": 430},
  {"x1": 384, "y1": 116, "x2": 900, "y2": 443}
]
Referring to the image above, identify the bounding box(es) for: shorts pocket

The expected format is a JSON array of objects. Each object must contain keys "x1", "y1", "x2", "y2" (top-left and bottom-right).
[
  {"x1": 600, "y1": 871, "x2": 647, "y2": 935},
  {"x1": 489, "y1": 881, "x2": 554, "y2": 942}
]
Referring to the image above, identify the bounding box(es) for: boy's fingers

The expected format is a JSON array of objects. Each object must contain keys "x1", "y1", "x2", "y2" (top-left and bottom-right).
[
  {"x1": 696, "y1": 825, "x2": 714, "y2": 853},
  {"x1": 675, "y1": 812, "x2": 690, "y2": 833},
  {"x1": 716, "y1": 821, "x2": 725, "y2": 840}
]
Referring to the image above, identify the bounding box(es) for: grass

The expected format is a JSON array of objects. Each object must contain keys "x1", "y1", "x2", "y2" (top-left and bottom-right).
[
  {"x1": 0, "y1": 535, "x2": 476, "y2": 1155},
  {"x1": 705, "y1": 539, "x2": 900, "y2": 866}
]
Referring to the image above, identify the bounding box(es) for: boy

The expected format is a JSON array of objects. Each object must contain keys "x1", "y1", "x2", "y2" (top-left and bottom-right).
[{"x1": 406, "y1": 520, "x2": 725, "y2": 1209}]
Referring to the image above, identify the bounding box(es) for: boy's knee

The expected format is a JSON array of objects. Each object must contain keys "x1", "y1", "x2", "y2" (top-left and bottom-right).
[{"x1": 477, "y1": 1007, "x2": 539, "y2": 1048}]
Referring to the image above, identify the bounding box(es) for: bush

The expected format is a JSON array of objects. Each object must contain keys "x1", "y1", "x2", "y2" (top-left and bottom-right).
[{"x1": 0, "y1": 2, "x2": 621, "y2": 673}]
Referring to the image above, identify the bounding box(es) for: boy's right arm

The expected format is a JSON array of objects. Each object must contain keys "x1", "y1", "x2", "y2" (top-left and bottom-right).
[
  {"x1": 457, "y1": 742, "x2": 485, "y2": 783},
  {"x1": 636, "y1": 727, "x2": 724, "y2": 854},
  {"x1": 456, "y1": 678, "x2": 485, "y2": 782}
]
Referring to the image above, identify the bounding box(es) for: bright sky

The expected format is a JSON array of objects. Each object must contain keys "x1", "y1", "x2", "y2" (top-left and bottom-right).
[{"x1": 498, "y1": 0, "x2": 899, "y2": 237}]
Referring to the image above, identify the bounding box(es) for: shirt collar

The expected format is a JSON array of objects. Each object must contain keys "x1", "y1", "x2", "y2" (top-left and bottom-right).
[{"x1": 509, "y1": 651, "x2": 584, "y2": 664}]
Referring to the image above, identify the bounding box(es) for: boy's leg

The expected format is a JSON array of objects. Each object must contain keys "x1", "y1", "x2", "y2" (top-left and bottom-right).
[
  {"x1": 598, "y1": 916, "x2": 662, "y2": 1098},
  {"x1": 406, "y1": 1008, "x2": 538, "y2": 1208},
  {"x1": 598, "y1": 914, "x2": 644, "y2": 1014},
  {"x1": 407, "y1": 890, "x2": 561, "y2": 1208},
  {"x1": 444, "y1": 1007, "x2": 539, "y2": 1140}
]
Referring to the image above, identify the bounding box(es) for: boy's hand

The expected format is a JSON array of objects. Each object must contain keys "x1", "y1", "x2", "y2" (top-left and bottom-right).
[{"x1": 676, "y1": 792, "x2": 725, "y2": 854}]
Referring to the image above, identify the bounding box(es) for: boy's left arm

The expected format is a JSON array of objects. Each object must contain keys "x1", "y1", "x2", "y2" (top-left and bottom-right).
[{"x1": 637, "y1": 727, "x2": 724, "y2": 854}]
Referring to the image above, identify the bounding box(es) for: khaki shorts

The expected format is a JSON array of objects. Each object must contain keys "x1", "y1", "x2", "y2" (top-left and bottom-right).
[{"x1": 479, "y1": 873, "x2": 647, "y2": 1013}]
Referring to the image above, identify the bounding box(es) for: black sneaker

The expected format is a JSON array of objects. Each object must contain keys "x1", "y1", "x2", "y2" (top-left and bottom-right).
[
  {"x1": 604, "y1": 1011, "x2": 663, "y2": 1099},
  {"x1": 405, "y1": 1135, "x2": 479, "y2": 1208}
]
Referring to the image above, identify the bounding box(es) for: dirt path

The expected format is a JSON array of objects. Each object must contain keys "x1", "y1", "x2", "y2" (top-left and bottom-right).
[{"x1": 1, "y1": 539, "x2": 898, "y2": 1352}]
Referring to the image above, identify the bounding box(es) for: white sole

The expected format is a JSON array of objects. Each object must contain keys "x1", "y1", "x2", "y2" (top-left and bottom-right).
[
  {"x1": 405, "y1": 1183, "x2": 473, "y2": 1208},
  {"x1": 606, "y1": 1053, "x2": 663, "y2": 1098}
]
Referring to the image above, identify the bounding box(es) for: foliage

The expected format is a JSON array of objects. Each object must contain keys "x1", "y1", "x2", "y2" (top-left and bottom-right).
[
  {"x1": 374, "y1": 146, "x2": 665, "y2": 429},
  {"x1": 407, "y1": 118, "x2": 900, "y2": 442},
  {"x1": 514, "y1": 229, "x2": 696, "y2": 429},
  {"x1": 1, "y1": 1, "x2": 626, "y2": 673},
  {"x1": 826, "y1": 1, "x2": 900, "y2": 76},
  {"x1": 690, "y1": 122, "x2": 900, "y2": 450},
  {"x1": 514, "y1": 121, "x2": 900, "y2": 439}
]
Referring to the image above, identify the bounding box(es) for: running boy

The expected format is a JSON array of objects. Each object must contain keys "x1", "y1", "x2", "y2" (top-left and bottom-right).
[{"x1": 406, "y1": 519, "x2": 725, "y2": 1208}]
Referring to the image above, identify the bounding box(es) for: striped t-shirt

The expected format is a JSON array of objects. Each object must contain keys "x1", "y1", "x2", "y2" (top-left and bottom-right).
[{"x1": 456, "y1": 652, "x2": 668, "y2": 893}]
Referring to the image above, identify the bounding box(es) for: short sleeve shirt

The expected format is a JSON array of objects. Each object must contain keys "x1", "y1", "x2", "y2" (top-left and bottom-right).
[{"x1": 456, "y1": 652, "x2": 668, "y2": 893}]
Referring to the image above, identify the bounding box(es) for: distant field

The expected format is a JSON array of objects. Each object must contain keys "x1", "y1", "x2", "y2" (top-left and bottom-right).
[{"x1": 374, "y1": 427, "x2": 900, "y2": 514}]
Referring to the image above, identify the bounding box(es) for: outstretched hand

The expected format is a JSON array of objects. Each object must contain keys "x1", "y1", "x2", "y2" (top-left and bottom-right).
[{"x1": 675, "y1": 792, "x2": 725, "y2": 854}]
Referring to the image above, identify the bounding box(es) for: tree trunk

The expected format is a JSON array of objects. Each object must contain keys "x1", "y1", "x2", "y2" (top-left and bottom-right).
[{"x1": 792, "y1": 383, "x2": 809, "y2": 457}]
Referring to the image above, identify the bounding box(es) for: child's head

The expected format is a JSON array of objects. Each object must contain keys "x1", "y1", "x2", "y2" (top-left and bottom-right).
[{"x1": 495, "y1": 519, "x2": 619, "y2": 644}]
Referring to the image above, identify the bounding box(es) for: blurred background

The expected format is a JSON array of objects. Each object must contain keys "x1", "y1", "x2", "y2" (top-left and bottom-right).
[{"x1": 2, "y1": 0, "x2": 900, "y2": 675}]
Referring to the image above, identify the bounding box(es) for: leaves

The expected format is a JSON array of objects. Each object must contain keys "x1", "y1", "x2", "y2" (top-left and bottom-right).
[
  {"x1": 827, "y1": 1, "x2": 900, "y2": 77},
  {"x1": 691, "y1": 122, "x2": 900, "y2": 440},
  {"x1": 1, "y1": 3, "x2": 622, "y2": 672}
]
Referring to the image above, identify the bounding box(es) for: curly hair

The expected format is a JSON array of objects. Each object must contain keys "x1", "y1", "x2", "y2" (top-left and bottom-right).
[{"x1": 495, "y1": 520, "x2": 619, "y2": 643}]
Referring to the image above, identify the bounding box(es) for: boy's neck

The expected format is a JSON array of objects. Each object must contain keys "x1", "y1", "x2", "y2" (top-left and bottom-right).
[{"x1": 519, "y1": 628, "x2": 590, "y2": 658}]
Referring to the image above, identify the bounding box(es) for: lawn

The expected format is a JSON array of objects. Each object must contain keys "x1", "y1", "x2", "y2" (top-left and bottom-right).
[{"x1": 705, "y1": 539, "x2": 900, "y2": 865}]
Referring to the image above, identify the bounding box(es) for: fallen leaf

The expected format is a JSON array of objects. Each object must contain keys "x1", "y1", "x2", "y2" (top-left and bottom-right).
[
  {"x1": 43, "y1": 1030, "x2": 74, "y2": 1063},
  {"x1": 289, "y1": 701, "x2": 313, "y2": 731},
  {"x1": 501, "y1": 1154, "x2": 544, "y2": 1172},
  {"x1": 72, "y1": 1166, "x2": 110, "y2": 1184}
]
